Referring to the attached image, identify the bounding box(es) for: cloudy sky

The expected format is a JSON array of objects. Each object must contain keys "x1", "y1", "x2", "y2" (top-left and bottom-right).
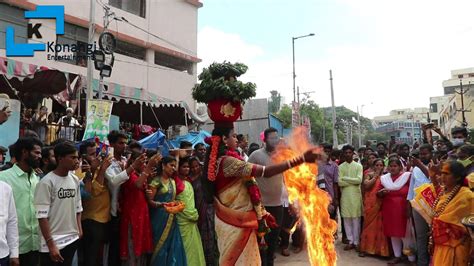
[{"x1": 197, "y1": 0, "x2": 474, "y2": 118}]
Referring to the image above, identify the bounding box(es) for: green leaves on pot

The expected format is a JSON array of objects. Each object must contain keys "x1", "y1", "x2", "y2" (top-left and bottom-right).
[{"x1": 192, "y1": 61, "x2": 256, "y2": 104}]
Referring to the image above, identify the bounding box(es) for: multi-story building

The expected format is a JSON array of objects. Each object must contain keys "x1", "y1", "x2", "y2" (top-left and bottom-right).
[
  {"x1": 439, "y1": 92, "x2": 473, "y2": 139},
  {"x1": 0, "y1": 0, "x2": 203, "y2": 129},
  {"x1": 374, "y1": 108, "x2": 429, "y2": 144},
  {"x1": 373, "y1": 108, "x2": 429, "y2": 126},
  {"x1": 433, "y1": 68, "x2": 474, "y2": 137}
]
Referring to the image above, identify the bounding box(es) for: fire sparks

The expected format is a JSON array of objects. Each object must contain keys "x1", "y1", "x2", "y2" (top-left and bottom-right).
[{"x1": 273, "y1": 127, "x2": 337, "y2": 266}]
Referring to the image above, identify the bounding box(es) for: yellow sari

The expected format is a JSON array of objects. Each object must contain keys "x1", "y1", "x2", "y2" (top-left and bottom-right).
[{"x1": 430, "y1": 186, "x2": 473, "y2": 266}]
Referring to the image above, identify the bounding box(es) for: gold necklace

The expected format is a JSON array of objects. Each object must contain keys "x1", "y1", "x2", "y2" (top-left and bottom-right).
[{"x1": 427, "y1": 184, "x2": 461, "y2": 254}]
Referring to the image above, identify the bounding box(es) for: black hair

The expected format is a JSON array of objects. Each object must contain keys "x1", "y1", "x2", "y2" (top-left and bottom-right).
[
  {"x1": 377, "y1": 142, "x2": 387, "y2": 148},
  {"x1": 8, "y1": 144, "x2": 16, "y2": 159},
  {"x1": 54, "y1": 141, "x2": 77, "y2": 159},
  {"x1": 331, "y1": 149, "x2": 341, "y2": 157},
  {"x1": 368, "y1": 152, "x2": 379, "y2": 158},
  {"x1": 128, "y1": 140, "x2": 142, "y2": 151},
  {"x1": 398, "y1": 143, "x2": 410, "y2": 151},
  {"x1": 129, "y1": 150, "x2": 142, "y2": 161},
  {"x1": 419, "y1": 144, "x2": 434, "y2": 153},
  {"x1": 79, "y1": 141, "x2": 95, "y2": 156},
  {"x1": 13, "y1": 137, "x2": 43, "y2": 161},
  {"x1": 236, "y1": 134, "x2": 245, "y2": 142},
  {"x1": 108, "y1": 130, "x2": 128, "y2": 144},
  {"x1": 248, "y1": 143, "x2": 260, "y2": 156},
  {"x1": 263, "y1": 127, "x2": 278, "y2": 141},
  {"x1": 194, "y1": 143, "x2": 205, "y2": 149},
  {"x1": 145, "y1": 149, "x2": 158, "y2": 158},
  {"x1": 357, "y1": 147, "x2": 367, "y2": 153},
  {"x1": 202, "y1": 127, "x2": 234, "y2": 203},
  {"x1": 388, "y1": 157, "x2": 402, "y2": 167},
  {"x1": 188, "y1": 156, "x2": 200, "y2": 165},
  {"x1": 161, "y1": 156, "x2": 177, "y2": 166},
  {"x1": 40, "y1": 146, "x2": 54, "y2": 168},
  {"x1": 342, "y1": 145, "x2": 355, "y2": 152},
  {"x1": 451, "y1": 126, "x2": 468, "y2": 137},
  {"x1": 321, "y1": 143, "x2": 333, "y2": 150},
  {"x1": 180, "y1": 141, "x2": 193, "y2": 149},
  {"x1": 445, "y1": 160, "x2": 467, "y2": 185},
  {"x1": 372, "y1": 158, "x2": 384, "y2": 167},
  {"x1": 459, "y1": 144, "x2": 474, "y2": 157},
  {"x1": 366, "y1": 147, "x2": 374, "y2": 152},
  {"x1": 50, "y1": 138, "x2": 68, "y2": 146},
  {"x1": 179, "y1": 156, "x2": 190, "y2": 169}
]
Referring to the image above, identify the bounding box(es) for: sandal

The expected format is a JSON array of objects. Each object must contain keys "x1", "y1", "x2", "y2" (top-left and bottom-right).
[{"x1": 387, "y1": 257, "x2": 403, "y2": 265}]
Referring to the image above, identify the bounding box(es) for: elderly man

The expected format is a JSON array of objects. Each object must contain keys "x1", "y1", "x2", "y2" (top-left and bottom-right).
[{"x1": 57, "y1": 108, "x2": 81, "y2": 141}]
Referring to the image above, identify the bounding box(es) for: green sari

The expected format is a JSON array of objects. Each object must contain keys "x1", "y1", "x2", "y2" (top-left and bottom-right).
[{"x1": 176, "y1": 180, "x2": 206, "y2": 266}]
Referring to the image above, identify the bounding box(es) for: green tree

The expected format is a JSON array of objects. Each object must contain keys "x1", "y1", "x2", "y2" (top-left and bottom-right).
[
  {"x1": 268, "y1": 90, "x2": 282, "y2": 114},
  {"x1": 275, "y1": 104, "x2": 292, "y2": 128}
]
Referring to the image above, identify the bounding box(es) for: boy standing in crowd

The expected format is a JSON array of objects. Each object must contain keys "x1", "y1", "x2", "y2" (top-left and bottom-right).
[{"x1": 35, "y1": 142, "x2": 83, "y2": 266}]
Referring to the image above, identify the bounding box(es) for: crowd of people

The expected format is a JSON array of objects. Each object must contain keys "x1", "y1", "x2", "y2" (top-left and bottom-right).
[
  {"x1": 323, "y1": 126, "x2": 473, "y2": 266},
  {"x1": 0, "y1": 99, "x2": 473, "y2": 266}
]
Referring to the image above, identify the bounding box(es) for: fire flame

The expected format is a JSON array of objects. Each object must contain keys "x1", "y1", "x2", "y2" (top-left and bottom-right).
[{"x1": 273, "y1": 127, "x2": 337, "y2": 266}]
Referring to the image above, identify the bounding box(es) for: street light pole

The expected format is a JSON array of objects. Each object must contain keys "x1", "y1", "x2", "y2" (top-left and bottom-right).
[{"x1": 292, "y1": 33, "x2": 315, "y2": 105}]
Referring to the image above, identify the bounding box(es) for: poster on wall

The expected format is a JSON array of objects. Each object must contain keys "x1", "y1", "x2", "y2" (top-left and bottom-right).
[{"x1": 83, "y1": 100, "x2": 113, "y2": 142}]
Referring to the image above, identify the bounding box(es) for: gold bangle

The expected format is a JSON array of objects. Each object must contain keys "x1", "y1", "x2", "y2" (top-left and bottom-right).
[{"x1": 286, "y1": 160, "x2": 291, "y2": 169}]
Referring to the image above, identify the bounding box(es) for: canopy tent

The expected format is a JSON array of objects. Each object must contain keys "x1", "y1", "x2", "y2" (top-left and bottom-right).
[
  {"x1": 169, "y1": 130, "x2": 211, "y2": 149},
  {"x1": 138, "y1": 130, "x2": 171, "y2": 156},
  {"x1": 0, "y1": 56, "x2": 208, "y2": 128}
]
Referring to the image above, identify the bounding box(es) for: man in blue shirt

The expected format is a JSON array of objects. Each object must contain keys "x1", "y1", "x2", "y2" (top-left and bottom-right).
[{"x1": 407, "y1": 144, "x2": 433, "y2": 266}]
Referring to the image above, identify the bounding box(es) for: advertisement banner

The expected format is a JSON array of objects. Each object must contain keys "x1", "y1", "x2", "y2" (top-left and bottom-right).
[{"x1": 83, "y1": 100, "x2": 113, "y2": 141}]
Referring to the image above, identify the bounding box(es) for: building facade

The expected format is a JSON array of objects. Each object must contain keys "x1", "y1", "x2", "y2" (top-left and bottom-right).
[
  {"x1": 374, "y1": 108, "x2": 429, "y2": 145},
  {"x1": 0, "y1": 0, "x2": 202, "y2": 129},
  {"x1": 432, "y1": 68, "x2": 474, "y2": 137}
]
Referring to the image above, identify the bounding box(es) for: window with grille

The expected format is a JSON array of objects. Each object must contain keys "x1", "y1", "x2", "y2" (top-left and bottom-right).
[
  {"x1": 154, "y1": 51, "x2": 194, "y2": 74},
  {"x1": 109, "y1": 0, "x2": 146, "y2": 18}
]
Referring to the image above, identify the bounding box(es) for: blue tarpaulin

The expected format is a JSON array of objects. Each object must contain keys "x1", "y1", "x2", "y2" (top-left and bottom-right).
[
  {"x1": 139, "y1": 130, "x2": 170, "y2": 156},
  {"x1": 169, "y1": 130, "x2": 211, "y2": 149}
]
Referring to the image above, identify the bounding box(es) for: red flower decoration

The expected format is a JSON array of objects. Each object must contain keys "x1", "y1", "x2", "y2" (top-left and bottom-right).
[
  {"x1": 247, "y1": 184, "x2": 261, "y2": 204},
  {"x1": 207, "y1": 136, "x2": 221, "y2": 181}
]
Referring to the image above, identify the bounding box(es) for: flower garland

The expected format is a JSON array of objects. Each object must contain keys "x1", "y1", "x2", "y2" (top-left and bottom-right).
[{"x1": 207, "y1": 136, "x2": 221, "y2": 181}]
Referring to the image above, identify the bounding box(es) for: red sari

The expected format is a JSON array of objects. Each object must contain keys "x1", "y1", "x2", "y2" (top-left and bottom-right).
[
  {"x1": 379, "y1": 173, "x2": 410, "y2": 237},
  {"x1": 359, "y1": 174, "x2": 390, "y2": 256},
  {"x1": 119, "y1": 171, "x2": 153, "y2": 259}
]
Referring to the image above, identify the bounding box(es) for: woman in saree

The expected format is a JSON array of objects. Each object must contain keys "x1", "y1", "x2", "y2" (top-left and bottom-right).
[
  {"x1": 411, "y1": 160, "x2": 473, "y2": 266},
  {"x1": 147, "y1": 156, "x2": 187, "y2": 266},
  {"x1": 176, "y1": 157, "x2": 206, "y2": 265},
  {"x1": 203, "y1": 126, "x2": 324, "y2": 266},
  {"x1": 119, "y1": 151, "x2": 157, "y2": 265},
  {"x1": 359, "y1": 158, "x2": 391, "y2": 258},
  {"x1": 188, "y1": 156, "x2": 219, "y2": 265}
]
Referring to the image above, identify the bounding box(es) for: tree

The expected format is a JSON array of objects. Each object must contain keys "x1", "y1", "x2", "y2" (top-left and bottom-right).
[
  {"x1": 268, "y1": 90, "x2": 282, "y2": 114},
  {"x1": 275, "y1": 104, "x2": 291, "y2": 128}
]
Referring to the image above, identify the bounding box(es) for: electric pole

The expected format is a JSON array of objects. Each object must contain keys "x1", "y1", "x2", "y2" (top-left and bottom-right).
[
  {"x1": 87, "y1": 0, "x2": 96, "y2": 100},
  {"x1": 330, "y1": 70, "x2": 338, "y2": 148},
  {"x1": 456, "y1": 80, "x2": 471, "y2": 127}
]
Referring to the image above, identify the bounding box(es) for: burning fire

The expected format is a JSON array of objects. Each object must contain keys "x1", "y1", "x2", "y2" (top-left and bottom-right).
[{"x1": 273, "y1": 127, "x2": 337, "y2": 266}]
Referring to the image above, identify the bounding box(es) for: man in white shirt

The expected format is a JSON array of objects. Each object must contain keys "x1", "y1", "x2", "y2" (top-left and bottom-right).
[
  {"x1": 57, "y1": 108, "x2": 81, "y2": 141},
  {"x1": 34, "y1": 141, "x2": 82, "y2": 265},
  {"x1": 0, "y1": 181, "x2": 19, "y2": 266},
  {"x1": 104, "y1": 131, "x2": 145, "y2": 266}
]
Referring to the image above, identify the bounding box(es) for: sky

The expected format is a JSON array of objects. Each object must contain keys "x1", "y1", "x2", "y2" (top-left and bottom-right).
[{"x1": 197, "y1": 0, "x2": 474, "y2": 118}]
